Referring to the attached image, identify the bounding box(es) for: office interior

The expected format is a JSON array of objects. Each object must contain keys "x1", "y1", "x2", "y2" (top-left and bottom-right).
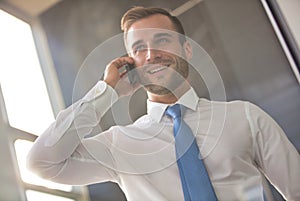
[{"x1": 0, "y1": 0, "x2": 299, "y2": 201}]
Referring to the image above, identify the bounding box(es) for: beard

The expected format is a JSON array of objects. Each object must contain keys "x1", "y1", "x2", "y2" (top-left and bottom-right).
[
  {"x1": 142, "y1": 56, "x2": 189, "y2": 95},
  {"x1": 144, "y1": 84, "x2": 172, "y2": 95}
]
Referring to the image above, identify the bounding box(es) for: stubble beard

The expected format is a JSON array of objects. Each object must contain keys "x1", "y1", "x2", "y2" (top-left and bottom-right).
[{"x1": 144, "y1": 56, "x2": 189, "y2": 95}]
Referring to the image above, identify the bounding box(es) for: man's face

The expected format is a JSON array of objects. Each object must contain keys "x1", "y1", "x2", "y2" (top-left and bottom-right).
[{"x1": 126, "y1": 14, "x2": 191, "y2": 95}]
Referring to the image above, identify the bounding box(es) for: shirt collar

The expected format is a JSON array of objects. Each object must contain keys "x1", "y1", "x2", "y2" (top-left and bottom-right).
[{"x1": 147, "y1": 88, "x2": 199, "y2": 123}]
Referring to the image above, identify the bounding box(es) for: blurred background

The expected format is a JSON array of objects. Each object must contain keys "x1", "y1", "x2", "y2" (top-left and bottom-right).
[{"x1": 0, "y1": 0, "x2": 299, "y2": 200}]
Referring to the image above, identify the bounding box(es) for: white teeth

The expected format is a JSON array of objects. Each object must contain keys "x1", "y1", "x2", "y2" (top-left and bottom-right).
[{"x1": 148, "y1": 66, "x2": 168, "y2": 74}]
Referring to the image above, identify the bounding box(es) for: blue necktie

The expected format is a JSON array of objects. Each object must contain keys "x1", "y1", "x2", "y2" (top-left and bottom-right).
[{"x1": 165, "y1": 104, "x2": 217, "y2": 201}]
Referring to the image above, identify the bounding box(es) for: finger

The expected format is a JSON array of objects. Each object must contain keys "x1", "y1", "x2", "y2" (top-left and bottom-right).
[
  {"x1": 111, "y1": 57, "x2": 134, "y2": 69},
  {"x1": 119, "y1": 70, "x2": 127, "y2": 78}
]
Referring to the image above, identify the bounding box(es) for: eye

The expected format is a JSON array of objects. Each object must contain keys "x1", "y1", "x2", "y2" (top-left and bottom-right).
[
  {"x1": 155, "y1": 38, "x2": 170, "y2": 44},
  {"x1": 133, "y1": 44, "x2": 147, "y2": 54}
]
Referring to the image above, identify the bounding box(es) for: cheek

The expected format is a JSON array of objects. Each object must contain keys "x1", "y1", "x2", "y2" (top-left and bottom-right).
[
  {"x1": 133, "y1": 56, "x2": 141, "y2": 63},
  {"x1": 133, "y1": 55, "x2": 146, "y2": 67},
  {"x1": 166, "y1": 43, "x2": 185, "y2": 56}
]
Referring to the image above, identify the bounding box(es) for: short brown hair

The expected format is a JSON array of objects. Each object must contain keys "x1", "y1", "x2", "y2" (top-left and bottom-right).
[{"x1": 121, "y1": 6, "x2": 186, "y2": 44}]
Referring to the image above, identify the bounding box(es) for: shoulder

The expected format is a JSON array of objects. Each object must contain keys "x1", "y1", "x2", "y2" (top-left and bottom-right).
[
  {"x1": 197, "y1": 98, "x2": 264, "y2": 119},
  {"x1": 198, "y1": 98, "x2": 251, "y2": 110}
]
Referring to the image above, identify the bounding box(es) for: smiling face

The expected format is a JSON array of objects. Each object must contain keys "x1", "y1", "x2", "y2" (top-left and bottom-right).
[{"x1": 125, "y1": 14, "x2": 192, "y2": 95}]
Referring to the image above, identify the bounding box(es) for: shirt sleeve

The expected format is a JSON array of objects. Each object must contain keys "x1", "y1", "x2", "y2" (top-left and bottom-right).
[
  {"x1": 26, "y1": 81, "x2": 120, "y2": 185},
  {"x1": 246, "y1": 102, "x2": 300, "y2": 200}
]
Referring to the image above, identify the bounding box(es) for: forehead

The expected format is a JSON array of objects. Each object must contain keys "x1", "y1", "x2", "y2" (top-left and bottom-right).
[{"x1": 126, "y1": 14, "x2": 178, "y2": 43}]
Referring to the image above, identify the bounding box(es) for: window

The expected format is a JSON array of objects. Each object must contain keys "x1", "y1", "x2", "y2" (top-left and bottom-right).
[
  {"x1": 0, "y1": 9, "x2": 88, "y2": 201},
  {"x1": 26, "y1": 190, "x2": 75, "y2": 201},
  {"x1": 0, "y1": 9, "x2": 54, "y2": 136}
]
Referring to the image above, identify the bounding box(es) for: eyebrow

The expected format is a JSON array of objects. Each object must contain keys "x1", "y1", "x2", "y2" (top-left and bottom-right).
[
  {"x1": 153, "y1": 33, "x2": 173, "y2": 39},
  {"x1": 131, "y1": 40, "x2": 143, "y2": 50},
  {"x1": 131, "y1": 32, "x2": 173, "y2": 49}
]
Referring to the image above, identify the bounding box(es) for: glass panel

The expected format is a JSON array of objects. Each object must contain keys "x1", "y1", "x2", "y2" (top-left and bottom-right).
[
  {"x1": 26, "y1": 190, "x2": 75, "y2": 201},
  {"x1": 14, "y1": 139, "x2": 72, "y2": 192},
  {"x1": 0, "y1": 9, "x2": 54, "y2": 135}
]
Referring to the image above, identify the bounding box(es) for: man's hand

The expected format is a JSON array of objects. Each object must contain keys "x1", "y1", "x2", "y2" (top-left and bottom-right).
[{"x1": 103, "y1": 57, "x2": 141, "y2": 97}]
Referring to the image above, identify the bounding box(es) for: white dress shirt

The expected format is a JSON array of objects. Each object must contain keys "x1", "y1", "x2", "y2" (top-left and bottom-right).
[{"x1": 27, "y1": 81, "x2": 300, "y2": 201}]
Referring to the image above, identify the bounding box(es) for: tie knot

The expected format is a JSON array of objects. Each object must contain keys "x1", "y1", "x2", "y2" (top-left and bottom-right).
[{"x1": 165, "y1": 104, "x2": 184, "y2": 120}]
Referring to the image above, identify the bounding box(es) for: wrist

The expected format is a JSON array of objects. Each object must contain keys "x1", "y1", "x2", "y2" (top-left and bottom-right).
[{"x1": 103, "y1": 79, "x2": 116, "y2": 89}]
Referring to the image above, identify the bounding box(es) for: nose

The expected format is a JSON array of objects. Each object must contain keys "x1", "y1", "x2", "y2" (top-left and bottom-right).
[{"x1": 146, "y1": 47, "x2": 162, "y2": 62}]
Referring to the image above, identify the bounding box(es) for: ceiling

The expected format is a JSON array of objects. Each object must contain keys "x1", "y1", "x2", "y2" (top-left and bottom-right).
[
  {"x1": 1, "y1": 0, "x2": 61, "y2": 17},
  {"x1": 1, "y1": 0, "x2": 204, "y2": 18}
]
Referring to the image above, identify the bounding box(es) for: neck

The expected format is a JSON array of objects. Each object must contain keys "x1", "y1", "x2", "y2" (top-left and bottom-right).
[{"x1": 147, "y1": 80, "x2": 191, "y2": 104}]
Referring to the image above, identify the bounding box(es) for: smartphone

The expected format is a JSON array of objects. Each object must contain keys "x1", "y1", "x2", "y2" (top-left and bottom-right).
[{"x1": 125, "y1": 63, "x2": 138, "y2": 84}]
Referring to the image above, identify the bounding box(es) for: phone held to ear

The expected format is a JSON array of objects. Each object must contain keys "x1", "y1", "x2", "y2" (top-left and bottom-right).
[{"x1": 125, "y1": 63, "x2": 139, "y2": 84}]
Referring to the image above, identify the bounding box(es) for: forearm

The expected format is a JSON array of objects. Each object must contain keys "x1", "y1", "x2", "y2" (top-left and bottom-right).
[{"x1": 26, "y1": 81, "x2": 118, "y2": 183}]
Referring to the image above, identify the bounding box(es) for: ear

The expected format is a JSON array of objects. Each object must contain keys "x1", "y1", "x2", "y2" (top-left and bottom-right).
[{"x1": 183, "y1": 41, "x2": 192, "y2": 60}]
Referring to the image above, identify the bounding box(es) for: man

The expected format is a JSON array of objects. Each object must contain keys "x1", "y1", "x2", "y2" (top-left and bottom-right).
[{"x1": 27, "y1": 6, "x2": 300, "y2": 201}]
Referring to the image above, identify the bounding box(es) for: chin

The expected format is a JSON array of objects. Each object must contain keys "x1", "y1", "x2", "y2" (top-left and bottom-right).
[{"x1": 145, "y1": 85, "x2": 172, "y2": 95}]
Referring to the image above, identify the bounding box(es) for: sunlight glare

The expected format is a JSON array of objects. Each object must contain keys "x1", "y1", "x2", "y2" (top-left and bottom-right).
[
  {"x1": 0, "y1": 9, "x2": 54, "y2": 136},
  {"x1": 26, "y1": 190, "x2": 75, "y2": 201}
]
